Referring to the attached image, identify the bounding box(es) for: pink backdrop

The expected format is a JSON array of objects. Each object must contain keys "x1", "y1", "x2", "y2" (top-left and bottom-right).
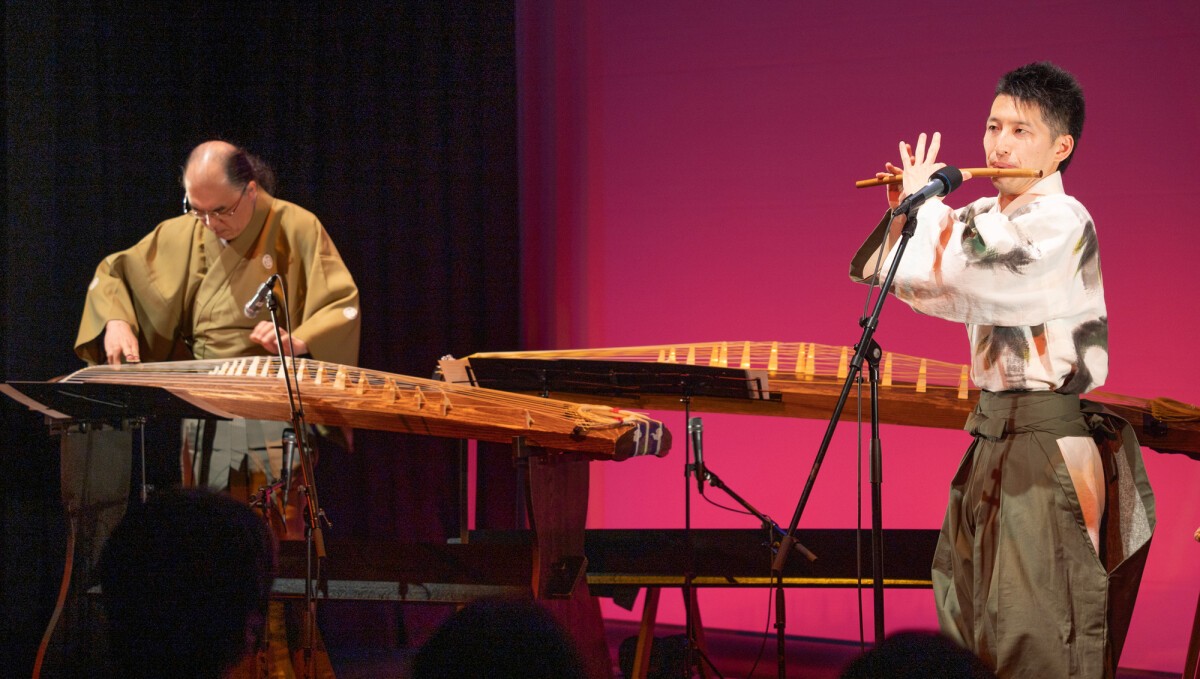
[{"x1": 518, "y1": 1, "x2": 1200, "y2": 672}]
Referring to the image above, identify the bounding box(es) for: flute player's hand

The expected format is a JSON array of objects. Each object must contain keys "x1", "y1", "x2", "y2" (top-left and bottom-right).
[
  {"x1": 899, "y1": 132, "x2": 946, "y2": 200},
  {"x1": 877, "y1": 159, "x2": 907, "y2": 210}
]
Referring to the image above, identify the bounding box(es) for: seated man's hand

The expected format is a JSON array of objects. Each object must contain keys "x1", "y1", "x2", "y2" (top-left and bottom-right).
[
  {"x1": 250, "y1": 321, "x2": 308, "y2": 356},
  {"x1": 104, "y1": 320, "x2": 140, "y2": 365}
]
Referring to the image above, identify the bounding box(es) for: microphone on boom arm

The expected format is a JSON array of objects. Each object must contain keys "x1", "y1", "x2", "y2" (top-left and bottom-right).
[{"x1": 892, "y1": 166, "x2": 964, "y2": 216}]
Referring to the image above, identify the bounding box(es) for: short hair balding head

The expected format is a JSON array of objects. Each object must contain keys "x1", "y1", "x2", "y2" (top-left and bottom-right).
[{"x1": 182, "y1": 140, "x2": 277, "y2": 194}]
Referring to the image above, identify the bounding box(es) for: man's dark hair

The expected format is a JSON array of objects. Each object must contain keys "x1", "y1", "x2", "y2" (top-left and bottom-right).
[
  {"x1": 225, "y1": 146, "x2": 278, "y2": 195},
  {"x1": 97, "y1": 488, "x2": 276, "y2": 679},
  {"x1": 995, "y1": 61, "x2": 1085, "y2": 173}
]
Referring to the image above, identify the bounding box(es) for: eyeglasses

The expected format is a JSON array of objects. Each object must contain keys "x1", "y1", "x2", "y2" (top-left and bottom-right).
[{"x1": 183, "y1": 187, "x2": 247, "y2": 222}]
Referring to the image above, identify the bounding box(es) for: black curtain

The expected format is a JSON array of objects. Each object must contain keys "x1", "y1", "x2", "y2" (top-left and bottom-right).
[{"x1": 2, "y1": 2, "x2": 520, "y2": 671}]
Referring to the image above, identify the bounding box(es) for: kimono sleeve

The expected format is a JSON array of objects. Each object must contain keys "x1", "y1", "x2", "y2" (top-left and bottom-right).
[
  {"x1": 75, "y1": 251, "x2": 143, "y2": 365},
  {"x1": 289, "y1": 221, "x2": 361, "y2": 367},
  {"x1": 881, "y1": 195, "x2": 1103, "y2": 327},
  {"x1": 848, "y1": 210, "x2": 896, "y2": 284}
]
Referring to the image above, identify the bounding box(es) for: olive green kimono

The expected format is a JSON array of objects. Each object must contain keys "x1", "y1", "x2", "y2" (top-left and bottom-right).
[{"x1": 75, "y1": 190, "x2": 361, "y2": 490}]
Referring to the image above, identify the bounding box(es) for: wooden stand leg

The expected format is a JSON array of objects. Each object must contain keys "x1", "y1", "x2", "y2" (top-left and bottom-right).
[
  {"x1": 630, "y1": 586, "x2": 710, "y2": 679},
  {"x1": 1186, "y1": 583, "x2": 1200, "y2": 679},
  {"x1": 631, "y1": 587, "x2": 661, "y2": 679},
  {"x1": 34, "y1": 424, "x2": 132, "y2": 678},
  {"x1": 526, "y1": 451, "x2": 613, "y2": 679},
  {"x1": 686, "y1": 588, "x2": 710, "y2": 679}
]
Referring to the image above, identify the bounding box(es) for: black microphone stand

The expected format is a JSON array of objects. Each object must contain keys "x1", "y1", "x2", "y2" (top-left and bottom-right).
[
  {"x1": 771, "y1": 208, "x2": 917, "y2": 648},
  {"x1": 258, "y1": 288, "x2": 328, "y2": 679},
  {"x1": 450, "y1": 357, "x2": 777, "y2": 678},
  {"x1": 690, "y1": 417, "x2": 815, "y2": 679},
  {"x1": 679, "y1": 391, "x2": 722, "y2": 679}
]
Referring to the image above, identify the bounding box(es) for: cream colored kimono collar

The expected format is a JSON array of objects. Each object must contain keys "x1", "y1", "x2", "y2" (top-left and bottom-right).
[{"x1": 998, "y1": 171, "x2": 1065, "y2": 217}]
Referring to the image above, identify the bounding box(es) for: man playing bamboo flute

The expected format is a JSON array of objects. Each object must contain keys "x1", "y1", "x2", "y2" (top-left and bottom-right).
[{"x1": 849, "y1": 62, "x2": 1155, "y2": 678}]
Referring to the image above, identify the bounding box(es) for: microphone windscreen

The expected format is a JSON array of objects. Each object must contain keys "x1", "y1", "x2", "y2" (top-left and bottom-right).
[{"x1": 935, "y1": 166, "x2": 964, "y2": 194}]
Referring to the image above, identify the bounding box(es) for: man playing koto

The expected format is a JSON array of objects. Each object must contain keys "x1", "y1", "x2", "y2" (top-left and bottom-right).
[
  {"x1": 75, "y1": 139, "x2": 360, "y2": 677},
  {"x1": 76, "y1": 140, "x2": 360, "y2": 498},
  {"x1": 850, "y1": 62, "x2": 1154, "y2": 678}
]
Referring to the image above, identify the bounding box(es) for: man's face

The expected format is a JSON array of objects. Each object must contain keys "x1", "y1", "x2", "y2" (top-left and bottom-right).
[
  {"x1": 184, "y1": 173, "x2": 256, "y2": 241},
  {"x1": 983, "y1": 94, "x2": 1071, "y2": 197}
]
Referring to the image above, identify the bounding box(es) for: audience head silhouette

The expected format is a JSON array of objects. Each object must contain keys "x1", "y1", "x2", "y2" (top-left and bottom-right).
[
  {"x1": 412, "y1": 598, "x2": 587, "y2": 679},
  {"x1": 840, "y1": 630, "x2": 998, "y2": 679},
  {"x1": 97, "y1": 487, "x2": 275, "y2": 679}
]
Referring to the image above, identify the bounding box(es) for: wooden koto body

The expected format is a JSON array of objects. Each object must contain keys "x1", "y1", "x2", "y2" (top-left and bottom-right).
[
  {"x1": 440, "y1": 340, "x2": 1200, "y2": 457},
  {"x1": 2, "y1": 357, "x2": 671, "y2": 460},
  {"x1": 3, "y1": 358, "x2": 674, "y2": 679}
]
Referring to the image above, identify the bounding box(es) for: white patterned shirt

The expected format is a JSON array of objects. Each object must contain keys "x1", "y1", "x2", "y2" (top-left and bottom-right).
[{"x1": 851, "y1": 172, "x2": 1108, "y2": 394}]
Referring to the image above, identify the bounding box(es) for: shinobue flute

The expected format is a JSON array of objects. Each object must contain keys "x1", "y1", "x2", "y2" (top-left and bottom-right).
[{"x1": 855, "y1": 168, "x2": 1041, "y2": 188}]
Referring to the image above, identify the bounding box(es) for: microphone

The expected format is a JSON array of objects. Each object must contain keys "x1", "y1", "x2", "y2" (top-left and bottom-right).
[
  {"x1": 281, "y1": 428, "x2": 296, "y2": 507},
  {"x1": 243, "y1": 274, "x2": 280, "y2": 319},
  {"x1": 893, "y1": 166, "x2": 964, "y2": 216},
  {"x1": 688, "y1": 416, "x2": 705, "y2": 495}
]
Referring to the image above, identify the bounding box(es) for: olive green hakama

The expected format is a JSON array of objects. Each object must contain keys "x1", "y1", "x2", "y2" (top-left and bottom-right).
[{"x1": 933, "y1": 391, "x2": 1155, "y2": 678}]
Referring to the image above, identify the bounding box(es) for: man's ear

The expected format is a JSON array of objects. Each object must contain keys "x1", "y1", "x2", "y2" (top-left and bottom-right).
[{"x1": 1053, "y1": 134, "x2": 1075, "y2": 164}]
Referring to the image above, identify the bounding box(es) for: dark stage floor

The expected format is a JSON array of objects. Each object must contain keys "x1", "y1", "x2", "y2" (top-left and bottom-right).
[{"x1": 326, "y1": 618, "x2": 1183, "y2": 679}]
